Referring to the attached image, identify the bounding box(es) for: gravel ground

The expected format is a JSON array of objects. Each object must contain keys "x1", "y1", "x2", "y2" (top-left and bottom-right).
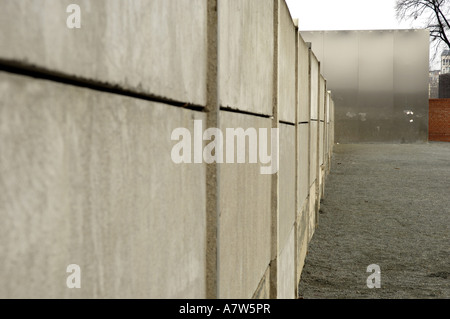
[{"x1": 298, "y1": 143, "x2": 450, "y2": 299}]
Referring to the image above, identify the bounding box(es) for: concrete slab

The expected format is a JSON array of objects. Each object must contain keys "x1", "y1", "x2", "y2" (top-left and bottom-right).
[
  {"x1": 297, "y1": 123, "x2": 309, "y2": 211},
  {"x1": 218, "y1": 111, "x2": 273, "y2": 299},
  {"x1": 296, "y1": 200, "x2": 309, "y2": 287},
  {"x1": 326, "y1": 124, "x2": 330, "y2": 157},
  {"x1": 0, "y1": 0, "x2": 208, "y2": 105},
  {"x1": 278, "y1": 0, "x2": 296, "y2": 123},
  {"x1": 279, "y1": 124, "x2": 296, "y2": 251},
  {"x1": 298, "y1": 36, "x2": 310, "y2": 123},
  {"x1": 219, "y1": 0, "x2": 274, "y2": 116},
  {"x1": 326, "y1": 91, "x2": 331, "y2": 124},
  {"x1": 319, "y1": 165, "x2": 325, "y2": 199},
  {"x1": 277, "y1": 227, "x2": 296, "y2": 299},
  {"x1": 310, "y1": 53, "x2": 319, "y2": 120},
  {"x1": 330, "y1": 99, "x2": 335, "y2": 147},
  {"x1": 319, "y1": 122, "x2": 324, "y2": 166},
  {"x1": 0, "y1": 71, "x2": 207, "y2": 298},
  {"x1": 309, "y1": 121, "x2": 318, "y2": 185},
  {"x1": 325, "y1": 92, "x2": 331, "y2": 156},
  {"x1": 308, "y1": 183, "x2": 317, "y2": 242},
  {"x1": 319, "y1": 76, "x2": 326, "y2": 121},
  {"x1": 252, "y1": 266, "x2": 271, "y2": 299}
]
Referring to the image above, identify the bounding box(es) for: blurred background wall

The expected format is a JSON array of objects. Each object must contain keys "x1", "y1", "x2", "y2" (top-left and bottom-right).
[{"x1": 301, "y1": 30, "x2": 429, "y2": 143}]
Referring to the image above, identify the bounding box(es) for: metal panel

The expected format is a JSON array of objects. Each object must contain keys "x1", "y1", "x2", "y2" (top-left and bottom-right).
[{"x1": 301, "y1": 30, "x2": 429, "y2": 143}]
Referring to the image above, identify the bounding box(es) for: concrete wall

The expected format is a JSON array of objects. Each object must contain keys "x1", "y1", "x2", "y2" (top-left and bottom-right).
[
  {"x1": 219, "y1": 112, "x2": 273, "y2": 299},
  {"x1": 0, "y1": 0, "x2": 336, "y2": 299},
  {"x1": 0, "y1": 71, "x2": 207, "y2": 299},
  {"x1": 0, "y1": 0, "x2": 208, "y2": 106},
  {"x1": 219, "y1": 0, "x2": 274, "y2": 116},
  {"x1": 301, "y1": 30, "x2": 429, "y2": 143},
  {"x1": 295, "y1": 35, "x2": 311, "y2": 287},
  {"x1": 278, "y1": 0, "x2": 297, "y2": 123}
]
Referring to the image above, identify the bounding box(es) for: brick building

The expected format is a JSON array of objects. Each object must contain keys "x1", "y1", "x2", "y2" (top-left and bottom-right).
[{"x1": 429, "y1": 70, "x2": 440, "y2": 99}]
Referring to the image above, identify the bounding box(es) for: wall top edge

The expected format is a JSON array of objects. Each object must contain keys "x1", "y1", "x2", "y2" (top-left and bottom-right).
[{"x1": 281, "y1": 0, "x2": 297, "y2": 30}]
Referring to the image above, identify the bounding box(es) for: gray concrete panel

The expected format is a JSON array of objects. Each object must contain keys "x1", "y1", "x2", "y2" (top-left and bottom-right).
[
  {"x1": 310, "y1": 53, "x2": 319, "y2": 120},
  {"x1": 319, "y1": 122, "x2": 324, "y2": 166},
  {"x1": 279, "y1": 124, "x2": 296, "y2": 252},
  {"x1": 309, "y1": 121, "x2": 318, "y2": 185},
  {"x1": 0, "y1": 0, "x2": 208, "y2": 105},
  {"x1": 279, "y1": 0, "x2": 296, "y2": 123},
  {"x1": 298, "y1": 36, "x2": 311, "y2": 123},
  {"x1": 219, "y1": 0, "x2": 274, "y2": 116},
  {"x1": 298, "y1": 124, "x2": 309, "y2": 210},
  {"x1": 277, "y1": 228, "x2": 295, "y2": 299},
  {"x1": 219, "y1": 112, "x2": 272, "y2": 299},
  {"x1": 0, "y1": 72, "x2": 207, "y2": 298},
  {"x1": 319, "y1": 75, "x2": 326, "y2": 122}
]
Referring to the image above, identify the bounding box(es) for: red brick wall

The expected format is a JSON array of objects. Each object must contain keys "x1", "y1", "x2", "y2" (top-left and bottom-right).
[{"x1": 429, "y1": 99, "x2": 450, "y2": 142}]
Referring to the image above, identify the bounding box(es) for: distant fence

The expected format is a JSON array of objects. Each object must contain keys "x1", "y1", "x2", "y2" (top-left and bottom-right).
[
  {"x1": 429, "y1": 99, "x2": 450, "y2": 142},
  {"x1": 0, "y1": 0, "x2": 334, "y2": 298}
]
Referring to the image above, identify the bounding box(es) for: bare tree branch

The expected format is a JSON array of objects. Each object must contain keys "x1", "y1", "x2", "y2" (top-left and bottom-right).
[{"x1": 396, "y1": 0, "x2": 450, "y2": 50}]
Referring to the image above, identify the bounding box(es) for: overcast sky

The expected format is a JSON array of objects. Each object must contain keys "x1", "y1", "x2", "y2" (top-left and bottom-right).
[{"x1": 286, "y1": 0, "x2": 412, "y2": 30}]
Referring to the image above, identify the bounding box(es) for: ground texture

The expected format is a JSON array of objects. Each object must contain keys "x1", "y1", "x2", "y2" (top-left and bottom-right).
[{"x1": 298, "y1": 143, "x2": 450, "y2": 299}]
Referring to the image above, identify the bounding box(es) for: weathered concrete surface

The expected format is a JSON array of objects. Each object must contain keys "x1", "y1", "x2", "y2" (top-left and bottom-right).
[
  {"x1": 297, "y1": 124, "x2": 310, "y2": 211},
  {"x1": 330, "y1": 99, "x2": 336, "y2": 147},
  {"x1": 309, "y1": 121, "x2": 318, "y2": 184},
  {"x1": 299, "y1": 143, "x2": 450, "y2": 299},
  {"x1": 319, "y1": 122, "x2": 325, "y2": 166},
  {"x1": 326, "y1": 122, "x2": 332, "y2": 170},
  {"x1": 0, "y1": 72, "x2": 207, "y2": 298},
  {"x1": 218, "y1": 0, "x2": 274, "y2": 116},
  {"x1": 252, "y1": 266, "x2": 271, "y2": 299},
  {"x1": 298, "y1": 37, "x2": 310, "y2": 123},
  {"x1": 0, "y1": 0, "x2": 207, "y2": 105},
  {"x1": 326, "y1": 92, "x2": 331, "y2": 123},
  {"x1": 278, "y1": 0, "x2": 296, "y2": 123},
  {"x1": 277, "y1": 227, "x2": 296, "y2": 299},
  {"x1": 319, "y1": 76, "x2": 326, "y2": 122},
  {"x1": 308, "y1": 183, "x2": 316, "y2": 242},
  {"x1": 319, "y1": 165, "x2": 325, "y2": 199},
  {"x1": 310, "y1": 53, "x2": 320, "y2": 121},
  {"x1": 296, "y1": 200, "x2": 309, "y2": 288},
  {"x1": 296, "y1": 121, "x2": 310, "y2": 291},
  {"x1": 279, "y1": 124, "x2": 296, "y2": 251},
  {"x1": 319, "y1": 121, "x2": 325, "y2": 200},
  {"x1": 218, "y1": 112, "x2": 272, "y2": 299},
  {"x1": 325, "y1": 92, "x2": 331, "y2": 155},
  {"x1": 301, "y1": 30, "x2": 429, "y2": 143}
]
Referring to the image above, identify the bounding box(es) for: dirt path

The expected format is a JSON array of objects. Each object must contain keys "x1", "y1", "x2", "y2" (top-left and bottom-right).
[{"x1": 298, "y1": 143, "x2": 450, "y2": 299}]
